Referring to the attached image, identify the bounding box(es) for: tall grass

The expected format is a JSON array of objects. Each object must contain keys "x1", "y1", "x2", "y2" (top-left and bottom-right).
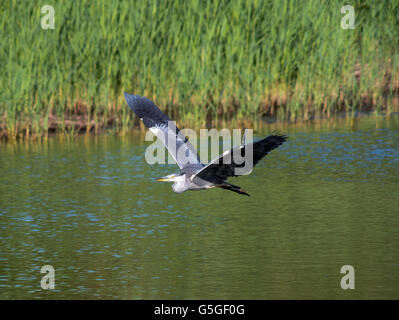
[{"x1": 1, "y1": 0, "x2": 399, "y2": 138}]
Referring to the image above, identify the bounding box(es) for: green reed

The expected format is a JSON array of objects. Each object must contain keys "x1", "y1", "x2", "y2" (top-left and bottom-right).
[{"x1": 1, "y1": 0, "x2": 398, "y2": 138}]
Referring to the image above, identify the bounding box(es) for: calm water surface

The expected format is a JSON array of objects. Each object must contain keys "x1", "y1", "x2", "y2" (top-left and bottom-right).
[{"x1": 1, "y1": 115, "x2": 399, "y2": 299}]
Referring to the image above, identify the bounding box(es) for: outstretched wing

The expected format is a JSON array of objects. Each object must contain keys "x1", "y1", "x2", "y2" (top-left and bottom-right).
[
  {"x1": 124, "y1": 93, "x2": 201, "y2": 169},
  {"x1": 193, "y1": 135, "x2": 287, "y2": 182}
]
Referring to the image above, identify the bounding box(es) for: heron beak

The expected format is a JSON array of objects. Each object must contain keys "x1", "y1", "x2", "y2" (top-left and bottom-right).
[{"x1": 155, "y1": 175, "x2": 173, "y2": 182}]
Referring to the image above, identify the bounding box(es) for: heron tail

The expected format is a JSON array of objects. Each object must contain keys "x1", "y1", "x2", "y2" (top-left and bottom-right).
[{"x1": 219, "y1": 182, "x2": 250, "y2": 196}]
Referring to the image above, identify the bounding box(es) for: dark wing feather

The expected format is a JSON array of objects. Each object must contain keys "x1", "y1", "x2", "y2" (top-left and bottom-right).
[
  {"x1": 193, "y1": 135, "x2": 287, "y2": 182},
  {"x1": 124, "y1": 94, "x2": 169, "y2": 128},
  {"x1": 124, "y1": 93, "x2": 201, "y2": 169}
]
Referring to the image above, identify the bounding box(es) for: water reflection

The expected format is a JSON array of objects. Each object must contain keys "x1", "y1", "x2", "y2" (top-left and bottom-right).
[{"x1": 1, "y1": 115, "x2": 399, "y2": 299}]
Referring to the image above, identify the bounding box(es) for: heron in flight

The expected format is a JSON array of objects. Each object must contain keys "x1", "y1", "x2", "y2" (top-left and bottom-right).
[{"x1": 124, "y1": 93, "x2": 286, "y2": 196}]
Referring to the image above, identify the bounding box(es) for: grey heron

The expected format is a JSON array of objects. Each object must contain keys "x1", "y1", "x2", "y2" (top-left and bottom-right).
[{"x1": 124, "y1": 93, "x2": 287, "y2": 196}]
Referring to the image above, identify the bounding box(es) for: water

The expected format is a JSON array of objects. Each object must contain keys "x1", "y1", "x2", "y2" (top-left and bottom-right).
[{"x1": 1, "y1": 115, "x2": 399, "y2": 299}]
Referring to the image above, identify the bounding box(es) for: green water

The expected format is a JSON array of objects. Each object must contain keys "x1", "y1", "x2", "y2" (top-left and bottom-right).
[{"x1": 1, "y1": 115, "x2": 399, "y2": 299}]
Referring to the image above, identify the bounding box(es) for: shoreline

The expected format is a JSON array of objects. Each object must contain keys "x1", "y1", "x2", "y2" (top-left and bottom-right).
[
  {"x1": 1, "y1": 108, "x2": 398, "y2": 143},
  {"x1": 2, "y1": 91, "x2": 399, "y2": 140}
]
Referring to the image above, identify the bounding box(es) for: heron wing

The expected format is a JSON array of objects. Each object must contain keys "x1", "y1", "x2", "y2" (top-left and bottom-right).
[
  {"x1": 193, "y1": 135, "x2": 287, "y2": 181},
  {"x1": 124, "y1": 93, "x2": 201, "y2": 169}
]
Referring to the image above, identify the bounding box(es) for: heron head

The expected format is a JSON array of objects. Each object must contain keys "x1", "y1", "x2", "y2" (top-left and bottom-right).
[{"x1": 155, "y1": 173, "x2": 180, "y2": 182}]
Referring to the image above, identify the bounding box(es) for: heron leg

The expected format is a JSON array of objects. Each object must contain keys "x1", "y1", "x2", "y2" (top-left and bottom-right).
[{"x1": 219, "y1": 182, "x2": 250, "y2": 196}]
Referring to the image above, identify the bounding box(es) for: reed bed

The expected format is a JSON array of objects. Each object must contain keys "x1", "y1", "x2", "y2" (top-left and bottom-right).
[{"x1": 1, "y1": 0, "x2": 399, "y2": 139}]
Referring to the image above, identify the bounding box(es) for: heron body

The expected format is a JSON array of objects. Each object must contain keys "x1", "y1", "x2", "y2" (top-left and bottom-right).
[{"x1": 124, "y1": 93, "x2": 287, "y2": 196}]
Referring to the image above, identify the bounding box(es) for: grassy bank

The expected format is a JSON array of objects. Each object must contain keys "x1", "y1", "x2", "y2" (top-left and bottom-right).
[{"x1": 1, "y1": 0, "x2": 399, "y2": 138}]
